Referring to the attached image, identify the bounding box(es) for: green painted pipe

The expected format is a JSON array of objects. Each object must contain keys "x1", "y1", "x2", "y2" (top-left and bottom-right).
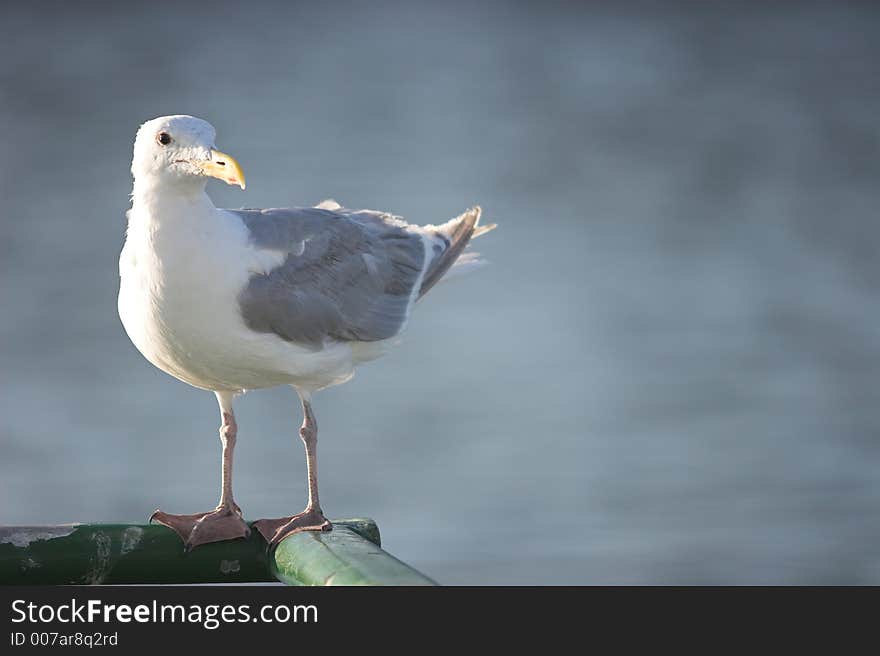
[
  {"x1": 0, "y1": 522, "x2": 273, "y2": 585},
  {"x1": 272, "y1": 524, "x2": 436, "y2": 586},
  {"x1": 0, "y1": 518, "x2": 433, "y2": 586}
]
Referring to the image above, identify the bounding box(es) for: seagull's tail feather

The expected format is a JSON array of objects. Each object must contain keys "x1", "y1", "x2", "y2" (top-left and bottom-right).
[
  {"x1": 472, "y1": 223, "x2": 497, "y2": 238},
  {"x1": 418, "y1": 206, "x2": 496, "y2": 299}
]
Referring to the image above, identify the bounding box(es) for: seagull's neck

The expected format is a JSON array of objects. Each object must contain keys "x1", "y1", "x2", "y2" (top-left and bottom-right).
[{"x1": 130, "y1": 176, "x2": 217, "y2": 230}]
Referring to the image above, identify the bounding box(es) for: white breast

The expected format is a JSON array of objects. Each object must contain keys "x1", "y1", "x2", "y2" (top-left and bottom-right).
[{"x1": 118, "y1": 201, "x2": 356, "y2": 392}]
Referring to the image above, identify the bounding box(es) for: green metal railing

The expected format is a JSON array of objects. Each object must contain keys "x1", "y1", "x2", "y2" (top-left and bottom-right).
[{"x1": 0, "y1": 519, "x2": 436, "y2": 586}]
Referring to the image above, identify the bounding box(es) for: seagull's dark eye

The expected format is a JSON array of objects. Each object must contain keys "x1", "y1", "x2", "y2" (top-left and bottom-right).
[{"x1": 157, "y1": 132, "x2": 172, "y2": 146}]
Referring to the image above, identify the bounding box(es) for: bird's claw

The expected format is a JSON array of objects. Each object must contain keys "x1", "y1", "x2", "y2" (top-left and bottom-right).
[
  {"x1": 253, "y1": 508, "x2": 332, "y2": 547},
  {"x1": 151, "y1": 506, "x2": 251, "y2": 551}
]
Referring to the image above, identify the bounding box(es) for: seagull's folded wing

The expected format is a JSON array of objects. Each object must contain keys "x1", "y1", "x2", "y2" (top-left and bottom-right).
[{"x1": 231, "y1": 207, "x2": 427, "y2": 349}]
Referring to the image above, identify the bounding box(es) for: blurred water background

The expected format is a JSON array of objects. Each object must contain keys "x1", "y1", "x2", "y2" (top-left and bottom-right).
[{"x1": 1, "y1": 1, "x2": 879, "y2": 584}]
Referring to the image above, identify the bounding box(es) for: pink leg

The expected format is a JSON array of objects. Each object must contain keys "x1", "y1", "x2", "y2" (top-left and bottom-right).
[
  {"x1": 254, "y1": 394, "x2": 331, "y2": 546},
  {"x1": 151, "y1": 391, "x2": 250, "y2": 550}
]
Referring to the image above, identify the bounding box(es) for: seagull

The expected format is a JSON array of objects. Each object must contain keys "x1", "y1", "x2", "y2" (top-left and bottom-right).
[{"x1": 118, "y1": 115, "x2": 495, "y2": 550}]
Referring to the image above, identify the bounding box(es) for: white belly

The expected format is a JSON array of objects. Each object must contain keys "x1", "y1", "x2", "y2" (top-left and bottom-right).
[{"x1": 118, "y1": 208, "x2": 363, "y2": 392}]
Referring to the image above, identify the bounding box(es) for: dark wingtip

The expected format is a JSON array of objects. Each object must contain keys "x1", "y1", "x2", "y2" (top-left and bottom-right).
[{"x1": 418, "y1": 206, "x2": 489, "y2": 298}]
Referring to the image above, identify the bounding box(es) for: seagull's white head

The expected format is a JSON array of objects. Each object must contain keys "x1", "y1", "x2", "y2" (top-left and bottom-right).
[{"x1": 131, "y1": 115, "x2": 246, "y2": 192}]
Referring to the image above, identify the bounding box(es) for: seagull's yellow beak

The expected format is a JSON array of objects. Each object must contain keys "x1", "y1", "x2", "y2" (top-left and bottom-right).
[{"x1": 196, "y1": 149, "x2": 246, "y2": 190}]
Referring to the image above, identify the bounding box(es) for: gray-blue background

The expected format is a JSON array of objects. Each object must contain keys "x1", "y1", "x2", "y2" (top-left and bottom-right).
[{"x1": 2, "y1": 2, "x2": 879, "y2": 583}]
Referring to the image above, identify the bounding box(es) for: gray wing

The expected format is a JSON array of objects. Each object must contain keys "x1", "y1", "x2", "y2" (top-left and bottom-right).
[{"x1": 231, "y1": 207, "x2": 427, "y2": 349}]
